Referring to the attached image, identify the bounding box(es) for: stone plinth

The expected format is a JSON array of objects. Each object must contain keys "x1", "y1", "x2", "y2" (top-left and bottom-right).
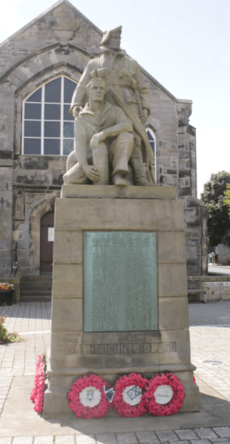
[{"x1": 43, "y1": 184, "x2": 200, "y2": 418}]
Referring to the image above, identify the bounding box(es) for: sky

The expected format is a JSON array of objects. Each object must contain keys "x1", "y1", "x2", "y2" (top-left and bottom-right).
[{"x1": 0, "y1": 0, "x2": 230, "y2": 198}]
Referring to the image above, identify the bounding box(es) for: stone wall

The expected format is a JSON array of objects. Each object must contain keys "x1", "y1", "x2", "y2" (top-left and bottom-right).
[
  {"x1": 215, "y1": 244, "x2": 230, "y2": 265},
  {"x1": 188, "y1": 276, "x2": 230, "y2": 302},
  {"x1": 13, "y1": 191, "x2": 59, "y2": 276},
  {"x1": 184, "y1": 197, "x2": 208, "y2": 276},
  {"x1": 0, "y1": 0, "x2": 207, "y2": 278}
]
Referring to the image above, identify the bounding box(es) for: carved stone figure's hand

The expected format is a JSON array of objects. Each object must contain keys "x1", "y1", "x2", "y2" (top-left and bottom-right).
[
  {"x1": 82, "y1": 164, "x2": 100, "y2": 182},
  {"x1": 90, "y1": 132, "x2": 104, "y2": 150},
  {"x1": 140, "y1": 108, "x2": 149, "y2": 124},
  {"x1": 72, "y1": 106, "x2": 82, "y2": 118}
]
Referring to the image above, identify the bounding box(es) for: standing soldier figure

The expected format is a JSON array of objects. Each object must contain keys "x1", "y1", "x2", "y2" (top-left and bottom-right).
[{"x1": 68, "y1": 26, "x2": 154, "y2": 186}]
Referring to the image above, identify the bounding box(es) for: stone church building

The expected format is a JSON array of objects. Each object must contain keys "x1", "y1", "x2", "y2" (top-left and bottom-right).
[{"x1": 0, "y1": 0, "x2": 207, "y2": 296}]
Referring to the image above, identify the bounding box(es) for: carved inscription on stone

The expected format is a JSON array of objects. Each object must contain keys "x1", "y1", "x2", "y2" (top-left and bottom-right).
[
  {"x1": 84, "y1": 231, "x2": 157, "y2": 332},
  {"x1": 204, "y1": 282, "x2": 230, "y2": 287},
  {"x1": 66, "y1": 342, "x2": 177, "y2": 355}
]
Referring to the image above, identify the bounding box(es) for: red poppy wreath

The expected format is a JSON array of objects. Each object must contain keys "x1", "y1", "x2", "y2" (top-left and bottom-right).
[
  {"x1": 112, "y1": 373, "x2": 148, "y2": 417},
  {"x1": 143, "y1": 373, "x2": 185, "y2": 416},
  {"x1": 30, "y1": 354, "x2": 46, "y2": 414},
  {"x1": 68, "y1": 374, "x2": 111, "y2": 419}
]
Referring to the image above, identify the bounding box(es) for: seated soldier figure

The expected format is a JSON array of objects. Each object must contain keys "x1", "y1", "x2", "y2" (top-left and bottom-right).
[
  {"x1": 63, "y1": 75, "x2": 134, "y2": 186},
  {"x1": 69, "y1": 26, "x2": 154, "y2": 185}
]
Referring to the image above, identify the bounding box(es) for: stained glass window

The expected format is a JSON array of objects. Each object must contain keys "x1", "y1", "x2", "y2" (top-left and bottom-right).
[
  {"x1": 23, "y1": 76, "x2": 77, "y2": 156},
  {"x1": 146, "y1": 127, "x2": 155, "y2": 154}
]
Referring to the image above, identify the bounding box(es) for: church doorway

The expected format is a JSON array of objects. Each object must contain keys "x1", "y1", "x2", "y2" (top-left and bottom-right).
[{"x1": 40, "y1": 211, "x2": 54, "y2": 275}]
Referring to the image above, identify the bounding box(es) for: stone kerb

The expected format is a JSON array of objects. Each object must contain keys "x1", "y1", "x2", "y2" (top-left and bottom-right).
[{"x1": 44, "y1": 184, "x2": 200, "y2": 418}]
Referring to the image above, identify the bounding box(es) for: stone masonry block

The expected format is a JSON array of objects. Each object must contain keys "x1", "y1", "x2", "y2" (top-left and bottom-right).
[
  {"x1": 160, "y1": 329, "x2": 191, "y2": 363},
  {"x1": 52, "y1": 298, "x2": 83, "y2": 333},
  {"x1": 158, "y1": 263, "x2": 188, "y2": 297},
  {"x1": 52, "y1": 264, "x2": 83, "y2": 298},
  {"x1": 61, "y1": 184, "x2": 175, "y2": 200},
  {"x1": 53, "y1": 231, "x2": 83, "y2": 264},
  {"x1": 158, "y1": 297, "x2": 189, "y2": 330},
  {"x1": 55, "y1": 198, "x2": 185, "y2": 232},
  {"x1": 51, "y1": 332, "x2": 82, "y2": 361},
  {"x1": 158, "y1": 232, "x2": 186, "y2": 264}
]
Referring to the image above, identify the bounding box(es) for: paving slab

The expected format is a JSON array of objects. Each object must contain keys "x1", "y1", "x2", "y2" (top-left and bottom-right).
[
  {"x1": 0, "y1": 301, "x2": 230, "y2": 440},
  {"x1": 135, "y1": 432, "x2": 159, "y2": 443},
  {"x1": 33, "y1": 437, "x2": 53, "y2": 444},
  {"x1": 117, "y1": 433, "x2": 138, "y2": 444},
  {"x1": 1, "y1": 377, "x2": 230, "y2": 437},
  {"x1": 213, "y1": 430, "x2": 230, "y2": 438},
  {"x1": 194, "y1": 429, "x2": 219, "y2": 439},
  {"x1": 174, "y1": 430, "x2": 199, "y2": 440},
  {"x1": 190, "y1": 440, "x2": 211, "y2": 444},
  {"x1": 12, "y1": 438, "x2": 33, "y2": 444},
  {"x1": 55, "y1": 437, "x2": 76, "y2": 444},
  {"x1": 155, "y1": 431, "x2": 178, "y2": 442},
  {"x1": 96, "y1": 434, "x2": 118, "y2": 444},
  {"x1": 169, "y1": 441, "x2": 190, "y2": 444},
  {"x1": 210, "y1": 440, "x2": 230, "y2": 443}
]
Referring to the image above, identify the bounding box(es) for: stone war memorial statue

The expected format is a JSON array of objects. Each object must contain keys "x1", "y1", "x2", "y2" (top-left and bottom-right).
[
  {"x1": 43, "y1": 25, "x2": 200, "y2": 419},
  {"x1": 64, "y1": 26, "x2": 155, "y2": 186},
  {"x1": 63, "y1": 74, "x2": 134, "y2": 186}
]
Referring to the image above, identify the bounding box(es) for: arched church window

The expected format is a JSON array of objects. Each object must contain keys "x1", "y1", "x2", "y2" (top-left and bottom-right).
[
  {"x1": 146, "y1": 127, "x2": 157, "y2": 182},
  {"x1": 22, "y1": 76, "x2": 77, "y2": 156}
]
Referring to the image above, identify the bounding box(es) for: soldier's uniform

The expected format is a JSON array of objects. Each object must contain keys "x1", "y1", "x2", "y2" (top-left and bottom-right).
[
  {"x1": 63, "y1": 101, "x2": 133, "y2": 185},
  {"x1": 70, "y1": 50, "x2": 150, "y2": 119},
  {"x1": 70, "y1": 30, "x2": 154, "y2": 185}
]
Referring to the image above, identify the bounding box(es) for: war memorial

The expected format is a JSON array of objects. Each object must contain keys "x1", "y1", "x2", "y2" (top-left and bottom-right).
[{"x1": 43, "y1": 25, "x2": 200, "y2": 418}]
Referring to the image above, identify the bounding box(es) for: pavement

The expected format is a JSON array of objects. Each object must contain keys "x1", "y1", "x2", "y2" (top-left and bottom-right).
[{"x1": 0, "y1": 301, "x2": 230, "y2": 443}]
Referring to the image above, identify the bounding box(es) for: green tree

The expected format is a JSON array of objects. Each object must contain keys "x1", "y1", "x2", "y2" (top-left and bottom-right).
[
  {"x1": 224, "y1": 183, "x2": 230, "y2": 217},
  {"x1": 201, "y1": 171, "x2": 230, "y2": 246}
]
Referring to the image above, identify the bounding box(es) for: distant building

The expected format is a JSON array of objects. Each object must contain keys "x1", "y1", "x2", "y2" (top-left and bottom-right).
[{"x1": 0, "y1": 0, "x2": 207, "y2": 285}]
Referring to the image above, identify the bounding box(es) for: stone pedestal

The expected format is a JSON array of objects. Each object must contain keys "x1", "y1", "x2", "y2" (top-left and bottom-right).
[{"x1": 43, "y1": 184, "x2": 200, "y2": 418}]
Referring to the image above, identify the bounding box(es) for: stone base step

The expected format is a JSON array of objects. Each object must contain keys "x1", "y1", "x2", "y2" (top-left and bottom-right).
[
  {"x1": 20, "y1": 276, "x2": 52, "y2": 302},
  {"x1": 20, "y1": 295, "x2": 52, "y2": 302},
  {"x1": 20, "y1": 290, "x2": 52, "y2": 297}
]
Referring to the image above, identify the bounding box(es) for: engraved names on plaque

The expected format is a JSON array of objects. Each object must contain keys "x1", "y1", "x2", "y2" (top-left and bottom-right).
[{"x1": 84, "y1": 231, "x2": 157, "y2": 332}]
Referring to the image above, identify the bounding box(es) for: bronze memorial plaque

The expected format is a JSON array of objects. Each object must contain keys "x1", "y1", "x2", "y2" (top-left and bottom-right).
[{"x1": 84, "y1": 231, "x2": 157, "y2": 332}]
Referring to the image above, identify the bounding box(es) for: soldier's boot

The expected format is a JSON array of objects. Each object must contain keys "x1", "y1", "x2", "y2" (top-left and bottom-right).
[
  {"x1": 112, "y1": 172, "x2": 127, "y2": 186},
  {"x1": 129, "y1": 154, "x2": 151, "y2": 186}
]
